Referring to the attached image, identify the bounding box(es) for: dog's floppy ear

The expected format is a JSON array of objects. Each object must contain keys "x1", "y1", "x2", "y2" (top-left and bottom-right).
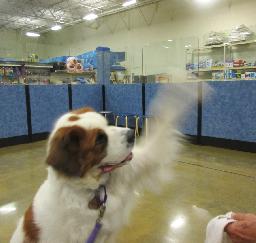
[{"x1": 46, "y1": 126, "x2": 86, "y2": 177}]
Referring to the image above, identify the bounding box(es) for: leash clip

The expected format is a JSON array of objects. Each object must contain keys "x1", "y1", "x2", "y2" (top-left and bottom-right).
[{"x1": 99, "y1": 204, "x2": 106, "y2": 218}]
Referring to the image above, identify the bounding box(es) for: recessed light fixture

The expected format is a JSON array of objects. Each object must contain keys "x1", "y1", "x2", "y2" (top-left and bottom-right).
[
  {"x1": 122, "y1": 0, "x2": 137, "y2": 7},
  {"x1": 163, "y1": 46, "x2": 169, "y2": 49},
  {"x1": 26, "y1": 32, "x2": 40, "y2": 37},
  {"x1": 168, "y1": 39, "x2": 173, "y2": 42},
  {"x1": 51, "y1": 25, "x2": 62, "y2": 31},
  {"x1": 83, "y1": 13, "x2": 98, "y2": 21}
]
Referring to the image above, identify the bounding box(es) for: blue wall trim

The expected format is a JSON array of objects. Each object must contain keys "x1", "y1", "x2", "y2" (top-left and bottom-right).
[
  {"x1": 202, "y1": 81, "x2": 256, "y2": 142},
  {"x1": 72, "y1": 84, "x2": 103, "y2": 111},
  {"x1": 0, "y1": 86, "x2": 28, "y2": 138},
  {"x1": 30, "y1": 85, "x2": 69, "y2": 134}
]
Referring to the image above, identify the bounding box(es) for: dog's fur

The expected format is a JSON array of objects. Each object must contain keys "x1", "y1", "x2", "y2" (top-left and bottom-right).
[{"x1": 11, "y1": 86, "x2": 196, "y2": 243}]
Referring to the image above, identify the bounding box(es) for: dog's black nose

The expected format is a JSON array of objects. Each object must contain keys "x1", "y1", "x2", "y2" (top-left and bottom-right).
[{"x1": 127, "y1": 129, "x2": 135, "y2": 144}]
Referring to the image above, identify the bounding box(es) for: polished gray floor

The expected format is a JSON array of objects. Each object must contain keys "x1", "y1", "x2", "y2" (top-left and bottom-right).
[{"x1": 0, "y1": 141, "x2": 255, "y2": 243}]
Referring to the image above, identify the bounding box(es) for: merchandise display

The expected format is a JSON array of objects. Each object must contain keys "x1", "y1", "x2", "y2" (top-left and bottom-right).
[
  {"x1": 186, "y1": 27, "x2": 256, "y2": 81},
  {"x1": 0, "y1": 63, "x2": 51, "y2": 84},
  {"x1": 205, "y1": 32, "x2": 225, "y2": 46},
  {"x1": 228, "y1": 24, "x2": 254, "y2": 43},
  {"x1": 66, "y1": 57, "x2": 84, "y2": 73},
  {"x1": 27, "y1": 53, "x2": 39, "y2": 63}
]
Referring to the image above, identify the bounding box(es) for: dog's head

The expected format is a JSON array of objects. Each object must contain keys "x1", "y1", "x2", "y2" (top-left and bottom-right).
[{"x1": 46, "y1": 107, "x2": 134, "y2": 185}]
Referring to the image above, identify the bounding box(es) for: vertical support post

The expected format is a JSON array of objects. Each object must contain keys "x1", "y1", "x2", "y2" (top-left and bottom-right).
[
  {"x1": 68, "y1": 84, "x2": 72, "y2": 111},
  {"x1": 25, "y1": 85, "x2": 32, "y2": 141},
  {"x1": 142, "y1": 83, "x2": 146, "y2": 135},
  {"x1": 96, "y1": 47, "x2": 111, "y2": 84},
  {"x1": 142, "y1": 83, "x2": 145, "y2": 116},
  {"x1": 197, "y1": 81, "x2": 203, "y2": 144},
  {"x1": 102, "y1": 85, "x2": 106, "y2": 111}
]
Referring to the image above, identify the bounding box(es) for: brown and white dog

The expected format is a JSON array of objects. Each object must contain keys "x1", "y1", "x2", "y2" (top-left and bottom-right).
[{"x1": 11, "y1": 86, "x2": 195, "y2": 243}]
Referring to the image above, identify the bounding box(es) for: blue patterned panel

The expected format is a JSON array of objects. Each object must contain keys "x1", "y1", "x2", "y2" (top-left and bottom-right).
[
  {"x1": 0, "y1": 86, "x2": 28, "y2": 138},
  {"x1": 145, "y1": 83, "x2": 198, "y2": 135},
  {"x1": 202, "y1": 81, "x2": 256, "y2": 142},
  {"x1": 30, "y1": 85, "x2": 69, "y2": 134},
  {"x1": 105, "y1": 84, "x2": 143, "y2": 126},
  {"x1": 72, "y1": 84, "x2": 102, "y2": 111},
  {"x1": 145, "y1": 83, "x2": 162, "y2": 116}
]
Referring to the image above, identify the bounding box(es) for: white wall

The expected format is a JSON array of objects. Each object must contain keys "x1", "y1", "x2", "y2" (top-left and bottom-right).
[
  {"x1": 43, "y1": 0, "x2": 256, "y2": 53},
  {"x1": 40, "y1": 0, "x2": 256, "y2": 80},
  {"x1": 2, "y1": 0, "x2": 256, "y2": 78},
  {"x1": 0, "y1": 29, "x2": 47, "y2": 60}
]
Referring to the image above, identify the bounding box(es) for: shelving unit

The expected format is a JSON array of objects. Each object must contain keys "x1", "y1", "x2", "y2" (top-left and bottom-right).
[
  {"x1": 191, "y1": 39, "x2": 256, "y2": 52},
  {"x1": 0, "y1": 61, "x2": 53, "y2": 68},
  {"x1": 190, "y1": 66, "x2": 256, "y2": 72},
  {"x1": 0, "y1": 61, "x2": 53, "y2": 84},
  {"x1": 186, "y1": 39, "x2": 256, "y2": 81},
  {"x1": 51, "y1": 70, "x2": 96, "y2": 84}
]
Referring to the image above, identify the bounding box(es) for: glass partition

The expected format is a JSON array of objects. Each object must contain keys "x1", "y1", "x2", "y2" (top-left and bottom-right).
[
  {"x1": 143, "y1": 37, "x2": 199, "y2": 83},
  {"x1": 1, "y1": 25, "x2": 256, "y2": 84}
]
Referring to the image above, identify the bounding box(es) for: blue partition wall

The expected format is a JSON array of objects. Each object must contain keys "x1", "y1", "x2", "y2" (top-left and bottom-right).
[
  {"x1": 145, "y1": 83, "x2": 198, "y2": 136},
  {"x1": 0, "y1": 86, "x2": 28, "y2": 138},
  {"x1": 30, "y1": 85, "x2": 69, "y2": 134},
  {"x1": 105, "y1": 84, "x2": 143, "y2": 126},
  {"x1": 72, "y1": 84, "x2": 102, "y2": 111},
  {"x1": 202, "y1": 81, "x2": 256, "y2": 142}
]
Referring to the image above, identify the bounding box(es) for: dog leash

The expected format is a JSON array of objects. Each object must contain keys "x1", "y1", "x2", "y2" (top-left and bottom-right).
[{"x1": 86, "y1": 185, "x2": 107, "y2": 243}]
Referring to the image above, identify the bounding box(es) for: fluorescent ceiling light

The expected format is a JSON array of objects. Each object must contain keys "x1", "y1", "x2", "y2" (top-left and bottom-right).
[
  {"x1": 194, "y1": 0, "x2": 217, "y2": 6},
  {"x1": 122, "y1": 0, "x2": 137, "y2": 7},
  {"x1": 168, "y1": 39, "x2": 173, "y2": 42},
  {"x1": 51, "y1": 25, "x2": 62, "y2": 31},
  {"x1": 163, "y1": 46, "x2": 169, "y2": 49},
  {"x1": 83, "y1": 13, "x2": 98, "y2": 21},
  {"x1": 26, "y1": 32, "x2": 40, "y2": 37}
]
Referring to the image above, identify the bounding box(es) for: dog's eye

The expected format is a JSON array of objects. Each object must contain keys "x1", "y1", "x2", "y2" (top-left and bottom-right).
[{"x1": 95, "y1": 133, "x2": 107, "y2": 145}]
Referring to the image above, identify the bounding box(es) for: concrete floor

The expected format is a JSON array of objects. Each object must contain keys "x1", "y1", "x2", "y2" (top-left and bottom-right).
[{"x1": 0, "y1": 141, "x2": 255, "y2": 243}]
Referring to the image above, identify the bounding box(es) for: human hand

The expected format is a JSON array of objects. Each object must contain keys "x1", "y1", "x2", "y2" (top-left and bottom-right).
[{"x1": 225, "y1": 213, "x2": 256, "y2": 243}]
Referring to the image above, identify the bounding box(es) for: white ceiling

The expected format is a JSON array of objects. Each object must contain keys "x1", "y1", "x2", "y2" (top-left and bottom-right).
[{"x1": 0, "y1": 0, "x2": 161, "y2": 32}]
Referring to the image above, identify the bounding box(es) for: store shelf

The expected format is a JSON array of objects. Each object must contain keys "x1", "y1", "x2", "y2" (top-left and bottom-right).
[
  {"x1": 189, "y1": 66, "x2": 256, "y2": 73},
  {"x1": 228, "y1": 66, "x2": 256, "y2": 70},
  {"x1": 54, "y1": 70, "x2": 95, "y2": 76},
  {"x1": 191, "y1": 39, "x2": 256, "y2": 52},
  {"x1": 25, "y1": 64, "x2": 53, "y2": 68},
  {"x1": 195, "y1": 78, "x2": 256, "y2": 82},
  {"x1": 0, "y1": 61, "x2": 53, "y2": 69}
]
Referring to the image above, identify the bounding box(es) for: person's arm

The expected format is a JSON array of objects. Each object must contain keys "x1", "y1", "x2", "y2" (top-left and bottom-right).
[{"x1": 225, "y1": 213, "x2": 256, "y2": 243}]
